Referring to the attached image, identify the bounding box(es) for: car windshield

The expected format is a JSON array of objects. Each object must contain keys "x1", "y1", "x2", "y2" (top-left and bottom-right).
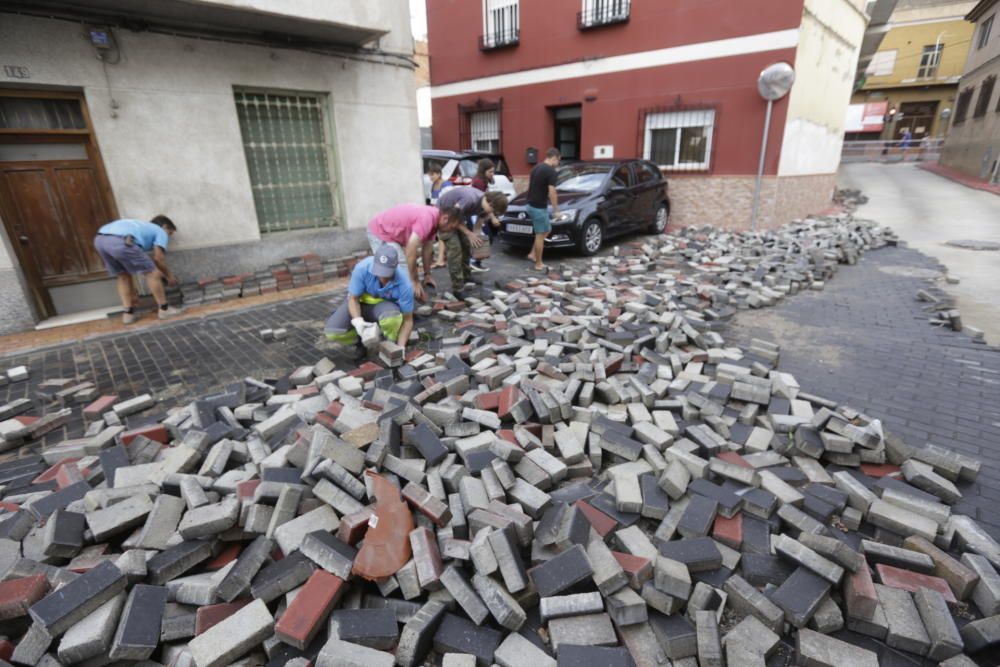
[{"x1": 556, "y1": 164, "x2": 611, "y2": 192}]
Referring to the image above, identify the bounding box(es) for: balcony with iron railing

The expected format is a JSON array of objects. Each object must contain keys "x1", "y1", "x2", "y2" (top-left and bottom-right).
[
  {"x1": 578, "y1": 1, "x2": 631, "y2": 30},
  {"x1": 479, "y1": 28, "x2": 519, "y2": 51}
]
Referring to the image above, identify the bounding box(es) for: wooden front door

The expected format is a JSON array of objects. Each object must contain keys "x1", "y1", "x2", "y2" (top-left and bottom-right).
[{"x1": 0, "y1": 91, "x2": 117, "y2": 318}]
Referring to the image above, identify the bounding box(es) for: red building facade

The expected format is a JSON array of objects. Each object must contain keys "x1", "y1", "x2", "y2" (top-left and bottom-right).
[{"x1": 428, "y1": 0, "x2": 867, "y2": 229}]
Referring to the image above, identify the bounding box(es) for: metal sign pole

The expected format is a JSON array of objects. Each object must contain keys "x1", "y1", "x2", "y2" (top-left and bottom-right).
[{"x1": 750, "y1": 98, "x2": 773, "y2": 232}]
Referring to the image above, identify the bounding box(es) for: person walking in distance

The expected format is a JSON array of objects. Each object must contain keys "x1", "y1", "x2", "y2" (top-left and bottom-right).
[
  {"x1": 93, "y1": 215, "x2": 183, "y2": 324},
  {"x1": 525, "y1": 148, "x2": 561, "y2": 272}
]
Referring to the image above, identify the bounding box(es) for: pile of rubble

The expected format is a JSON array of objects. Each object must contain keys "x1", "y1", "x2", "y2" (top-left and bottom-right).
[{"x1": 0, "y1": 211, "x2": 998, "y2": 667}]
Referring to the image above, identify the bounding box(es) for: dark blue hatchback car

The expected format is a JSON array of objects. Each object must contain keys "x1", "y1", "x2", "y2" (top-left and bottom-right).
[{"x1": 499, "y1": 159, "x2": 670, "y2": 256}]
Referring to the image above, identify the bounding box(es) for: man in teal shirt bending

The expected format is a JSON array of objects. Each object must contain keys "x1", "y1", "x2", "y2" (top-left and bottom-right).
[{"x1": 94, "y1": 215, "x2": 183, "y2": 324}]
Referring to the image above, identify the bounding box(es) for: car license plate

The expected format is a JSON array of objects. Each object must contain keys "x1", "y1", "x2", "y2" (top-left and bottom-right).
[{"x1": 507, "y1": 223, "x2": 533, "y2": 235}]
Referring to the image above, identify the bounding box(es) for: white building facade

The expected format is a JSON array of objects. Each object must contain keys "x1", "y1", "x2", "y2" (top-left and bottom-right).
[{"x1": 0, "y1": 0, "x2": 423, "y2": 334}]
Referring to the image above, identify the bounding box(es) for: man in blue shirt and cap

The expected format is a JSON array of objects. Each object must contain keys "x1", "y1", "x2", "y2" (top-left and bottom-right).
[
  {"x1": 93, "y1": 215, "x2": 183, "y2": 324},
  {"x1": 324, "y1": 244, "x2": 415, "y2": 359}
]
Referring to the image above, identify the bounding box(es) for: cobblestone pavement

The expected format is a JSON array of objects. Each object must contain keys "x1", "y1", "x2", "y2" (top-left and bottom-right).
[
  {"x1": 3, "y1": 232, "x2": 999, "y2": 547},
  {"x1": 726, "y1": 244, "x2": 1000, "y2": 540}
]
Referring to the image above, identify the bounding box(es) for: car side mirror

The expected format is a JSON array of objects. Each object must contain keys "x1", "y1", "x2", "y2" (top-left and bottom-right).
[{"x1": 608, "y1": 184, "x2": 626, "y2": 194}]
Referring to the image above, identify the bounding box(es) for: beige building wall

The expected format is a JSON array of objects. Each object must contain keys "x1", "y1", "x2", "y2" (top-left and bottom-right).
[{"x1": 778, "y1": 0, "x2": 869, "y2": 177}]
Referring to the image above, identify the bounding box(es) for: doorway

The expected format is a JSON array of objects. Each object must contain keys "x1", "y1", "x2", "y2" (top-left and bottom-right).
[
  {"x1": 552, "y1": 105, "x2": 582, "y2": 160},
  {"x1": 896, "y1": 101, "x2": 938, "y2": 139},
  {"x1": 0, "y1": 90, "x2": 118, "y2": 319}
]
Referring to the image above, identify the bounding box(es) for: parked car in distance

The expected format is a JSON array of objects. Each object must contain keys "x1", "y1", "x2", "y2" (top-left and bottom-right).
[
  {"x1": 498, "y1": 159, "x2": 670, "y2": 255},
  {"x1": 422, "y1": 149, "x2": 518, "y2": 202}
]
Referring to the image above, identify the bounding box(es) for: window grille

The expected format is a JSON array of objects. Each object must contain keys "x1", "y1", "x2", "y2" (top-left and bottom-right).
[
  {"x1": 642, "y1": 108, "x2": 715, "y2": 171},
  {"x1": 468, "y1": 110, "x2": 500, "y2": 152},
  {"x1": 917, "y1": 44, "x2": 943, "y2": 79},
  {"x1": 481, "y1": 0, "x2": 519, "y2": 49},
  {"x1": 234, "y1": 90, "x2": 340, "y2": 233},
  {"x1": 579, "y1": 0, "x2": 630, "y2": 29}
]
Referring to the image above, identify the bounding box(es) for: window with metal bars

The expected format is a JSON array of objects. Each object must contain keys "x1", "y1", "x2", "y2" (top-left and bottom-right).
[
  {"x1": 642, "y1": 108, "x2": 715, "y2": 171},
  {"x1": 234, "y1": 90, "x2": 340, "y2": 233},
  {"x1": 467, "y1": 110, "x2": 501, "y2": 152},
  {"x1": 917, "y1": 44, "x2": 943, "y2": 79},
  {"x1": 974, "y1": 76, "x2": 996, "y2": 118},
  {"x1": 481, "y1": 0, "x2": 519, "y2": 49},
  {"x1": 578, "y1": 0, "x2": 630, "y2": 29}
]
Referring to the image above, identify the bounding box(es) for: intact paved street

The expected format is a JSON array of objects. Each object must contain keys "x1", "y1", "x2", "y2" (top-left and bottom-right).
[
  {"x1": 839, "y1": 163, "x2": 1000, "y2": 345},
  {"x1": 727, "y1": 244, "x2": 1000, "y2": 539}
]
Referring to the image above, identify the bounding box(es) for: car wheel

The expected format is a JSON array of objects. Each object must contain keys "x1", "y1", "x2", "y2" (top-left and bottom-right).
[
  {"x1": 577, "y1": 218, "x2": 603, "y2": 256},
  {"x1": 648, "y1": 203, "x2": 669, "y2": 234}
]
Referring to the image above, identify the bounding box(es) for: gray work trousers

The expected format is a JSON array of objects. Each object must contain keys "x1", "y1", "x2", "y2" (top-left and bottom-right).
[{"x1": 324, "y1": 298, "x2": 403, "y2": 343}]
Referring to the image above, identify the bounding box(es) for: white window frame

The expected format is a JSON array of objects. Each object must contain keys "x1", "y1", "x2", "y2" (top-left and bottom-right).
[
  {"x1": 917, "y1": 44, "x2": 943, "y2": 79},
  {"x1": 468, "y1": 110, "x2": 500, "y2": 153},
  {"x1": 643, "y1": 109, "x2": 715, "y2": 171},
  {"x1": 866, "y1": 50, "x2": 896, "y2": 77},
  {"x1": 978, "y1": 15, "x2": 994, "y2": 50},
  {"x1": 483, "y1": 0, "x2": 519, "y2": 48}
]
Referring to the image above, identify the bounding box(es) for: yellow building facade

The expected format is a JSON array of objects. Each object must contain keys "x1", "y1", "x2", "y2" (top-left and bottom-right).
[{"x1": 852, "y1": 5, "x2": 976, "y2": 139}]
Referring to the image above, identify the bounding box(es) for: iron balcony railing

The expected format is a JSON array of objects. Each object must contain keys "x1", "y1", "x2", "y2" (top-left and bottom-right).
[
  {"x1": 479, "y1": 29, "x2": 519, "y2": 51},
  {"x1": 578, "y1": 0, "x2": 631, "y2": 29},
  {"x1": 840, "y1": 138, "x2": 944, "y2": 163}
]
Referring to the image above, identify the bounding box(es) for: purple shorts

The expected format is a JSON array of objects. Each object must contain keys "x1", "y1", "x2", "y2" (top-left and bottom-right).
[{"x1": 94, "y1": 234, "x2": 156, "y2": 276}]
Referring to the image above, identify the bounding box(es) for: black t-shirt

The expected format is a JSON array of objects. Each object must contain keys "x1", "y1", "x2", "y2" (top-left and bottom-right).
[{"x1": 527, "y1": 163, "x2": 558, "y2": 208}]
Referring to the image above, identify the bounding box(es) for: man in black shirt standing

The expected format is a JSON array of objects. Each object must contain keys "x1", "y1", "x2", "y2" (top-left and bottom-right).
[{"x1": 525, "y1": 147, "x2": 561, "y2": 272}]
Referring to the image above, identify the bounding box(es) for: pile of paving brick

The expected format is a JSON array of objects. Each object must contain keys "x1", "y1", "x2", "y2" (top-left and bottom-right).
[
  {"x1": 133, "y1": 252, "x2": 370, "y2": 313},
  {"x1": 1, "y1": 211, "x2": 1000, "y2": 667}
]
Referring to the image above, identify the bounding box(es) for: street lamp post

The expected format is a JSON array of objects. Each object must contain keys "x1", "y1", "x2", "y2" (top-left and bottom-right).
[{"x1": 751, "y1": 63, "x2": 795, "y2": 231}]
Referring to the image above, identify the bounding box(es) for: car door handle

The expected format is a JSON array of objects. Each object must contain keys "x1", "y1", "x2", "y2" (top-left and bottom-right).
[{"x1": 18, "y1": 235, "x2": 29, "y2": 244}]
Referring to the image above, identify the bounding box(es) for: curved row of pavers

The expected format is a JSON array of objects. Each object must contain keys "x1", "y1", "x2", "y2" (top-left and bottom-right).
[{"x1": 0, "y1": 205, "x2": 996, "y2": 667}]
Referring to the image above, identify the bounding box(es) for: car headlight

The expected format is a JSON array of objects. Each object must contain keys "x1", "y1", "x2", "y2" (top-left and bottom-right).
[{"x1": 553, "y1": 209, "x2": 578, "y2": 224}]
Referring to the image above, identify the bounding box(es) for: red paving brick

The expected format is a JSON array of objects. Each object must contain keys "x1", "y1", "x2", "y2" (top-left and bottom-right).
[
  {"x1": 274, "y1": 570, "x2": 347, "y2": 649},
  {"x1": 32, "y1": 459, "x2": 80, "y2": 485},
  {"x1": 237, "y1": 479, "x2": 261, "y2": 499},
  {"x1": 121, "y1": 424, "x2": 169, "y2": 445},
  {"x1": 716, "y1": 451, "x2": 753, "y2": 469},
  {"x1": 611, "y1": 551, "x2": 652, "y2": 587},
  {"x1": 575, "y1": 500, "x2": 617, "y2": 537},
  {"x1": 204, "y1": 543, "x2": 242, "y2": 571},
  {"x1": 876, "y1": 563, "x2": 957, "y2": 604},
  {"x1": 195, "y1": 600, "x2": 252, "y2": 635},
  {"x1": 712, "y1": 513, "x2": 743, "y2": 549},
  {"x1": 844, "y1": 559, "x2": 878, "y2": 618},
  {"x1": 859, "y1": 463, "x2": 901, "y2": 478},
  {"x1": 0, "y1": 575, "x2": 49, "y2": 620},
  {"x1": 82, "y1": 395, "x2": 118, "y2": 419},
  {"x1": 474, "y1": 391, "x2": 499, "y2": 411}
]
